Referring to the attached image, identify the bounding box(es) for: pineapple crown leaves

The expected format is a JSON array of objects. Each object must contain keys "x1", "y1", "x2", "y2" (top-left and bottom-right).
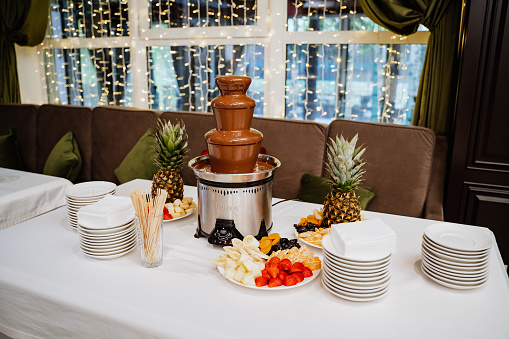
[
  {"x1": 325, "y1": 133, "x2": 366, "y2": 193},
  {"x1": 154, "y1": 118, "x2": 190, "y2": 171}
]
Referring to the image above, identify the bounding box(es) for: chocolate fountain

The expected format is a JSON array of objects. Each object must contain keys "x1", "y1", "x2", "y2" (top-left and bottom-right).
[{"x1": 189, "y1": 76, "x2": 280, "y2": 245}]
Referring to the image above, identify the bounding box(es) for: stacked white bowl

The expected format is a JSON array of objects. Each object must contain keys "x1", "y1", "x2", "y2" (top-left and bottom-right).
[
  {"x1": 321, "y1": 235, "x2": 392, "y2": 301},
  {"x1": 421, "y1": 223, "x2": 493, "y2": 289},
  {"x1": 66, "y1": 181, "x2": 117, "y2": 229},
  {"x1": 77, "y1": 195, "x2": 136, "y2": 259}
]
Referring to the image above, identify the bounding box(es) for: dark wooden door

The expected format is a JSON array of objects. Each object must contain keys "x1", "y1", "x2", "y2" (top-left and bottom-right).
[{"x1": 446, "y1": 0, "x2": 509, "y2": 264}]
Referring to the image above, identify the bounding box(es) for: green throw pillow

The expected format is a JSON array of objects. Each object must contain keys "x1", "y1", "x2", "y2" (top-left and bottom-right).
[
  {"x1": 0, "y1": 129, "x2": 25, "y2": 170},
  {"x1": 43, "y1": 131, "x2": 82, "y2": 182},
  {"x1": 114, "y1": 128, "x2": 159, "y2": 184},
  {"x1": 298, "y1": 173, "x2": 375, "y2": 210}
]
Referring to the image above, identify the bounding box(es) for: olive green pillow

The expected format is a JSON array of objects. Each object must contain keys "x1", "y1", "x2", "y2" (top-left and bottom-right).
[
  {"x1": 0, "y1": 129, "x2": 25, "y2": 170},
  {"x1": 43, "y1": 131, "x2": 82, "y2": 182},
  {"x1": 114, "y1": 128, "x2": 159, "y2": 184},
  {"x1": 298, "y1": 173, "x2": 375, "y2": 210}
]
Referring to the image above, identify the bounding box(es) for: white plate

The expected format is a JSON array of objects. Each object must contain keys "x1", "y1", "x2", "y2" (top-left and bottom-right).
[
  {"x1": 78, "y1": 222, "x2": 133, "y2": 235},
  {"x1": 422, "y1": 238, "x2": 490, "y2": 261},
  {"x1": 421, "y1": 253, "x2": 489, "y2": 277},
  {"x1": 66, "y1": 181, "x2": 117, "y2": 199},
  {"x1": 421, "y1": 250, "x2": 490, "y2": 272},
  {"x1": 163, "y1": 208, "x2": 196, "y2": 223},
  {"x1": 323, "y1": 268, "x2": 391, "y2": 289},
  {"x1": 78, "y1": 217, "x2": 135, "y2": 231},
  {"x1": 421, "y1": 243, "x2": 489, "y2": 266},
  {"x1": 323, "y1": 256, "x2": 391, "y2": 275},
  {"x1": 217, "y1": 266, "x2": 320, "y2": 290},
  {"x1": 323, "y1": 259, "x2": 391, "y2": 279},
  {"x1": 324, "y1": 258, "x2": 391, "y2": 281},
  {"x1": 424, "y1": 223, "x2": 493, "y2": 252},
  {"x1": 80, "y1": 238, "x2": 136, "y2": 253},
  {"x1": 80, "y1": 232, "x2": 136, "y2": 248},
  {"x1": 80, "y1": 244, "x2": 136, "y2": 260},
  {"x1": 294, "y1": 229, "x2": 326, "y2": 249},
  {"x1": 78, "y1": 225, "x2": 135, "y2": 240},
  {"x1": 80, "y1": 240, "x2": 136, "y2": 255},
  {"x1": 422, "y1": 259, "x2": 489, "y2": 282},
  {"x1": 323, "y1": 252, "x2": 392, "y2": 271},
  {"x1": 421, "y1": 262, "x2": 488, "y2": 290},
  {"x1": 423, "y1": 234, "x2": 490, "y2": 256},
  {"x1": 321, "y1": 276, "x2": 389, "y2": 302}
]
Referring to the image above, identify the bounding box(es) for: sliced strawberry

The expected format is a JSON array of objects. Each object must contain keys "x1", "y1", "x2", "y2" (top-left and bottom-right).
[
  {"x1": 283, "y1": 275, "x2": 298, "y2": 286},
  {"x1": 277, "y1": 271, "x2": 288, "y2": 281},
  {"x1": 292, "y1": 272, "x2": 304, "y2": 283},
  {"x1": 268, "y1": 257, "x2": 281, "y2": 266},
  {"x1": 268, "y1": 277, "x2": 283, "y2": 288},
  {"x1": 302, "y1": 267, "x2": 313, "y2": 278},
  {"x1": 288, "y1": 262, "x2": 305, "y2": 273},
  {"x1": 255, "y1": 276, "x2": 268, "y2": 287},
  {"x1": 277, "y1": 258, "x2": 292, "y2": 271},
  {"x1": 267, "y1": 266, "x2": 279, "y2": 279},
  {"x1": 261, "y1": 269, "x2": 271, "y2": 280}
]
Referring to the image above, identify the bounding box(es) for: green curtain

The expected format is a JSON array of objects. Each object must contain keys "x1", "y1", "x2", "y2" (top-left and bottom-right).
[
  {"x1": 359, "y1": 0, "x2": 462, "y2": 136},
  {"x1": 0, "y1": 0, "x2": 50, "y2": 104}
]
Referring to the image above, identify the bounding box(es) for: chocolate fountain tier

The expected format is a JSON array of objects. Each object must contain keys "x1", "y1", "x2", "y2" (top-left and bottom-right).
[
  {"x1": 211, "y1": 76, "x2": 256, "y2": 132},
  {"x1": 205, "y1": 128, "x2": 263, "y2": 174},
  {"x1": 207, "y1": 75, "x2": 262, "y2": 173}
]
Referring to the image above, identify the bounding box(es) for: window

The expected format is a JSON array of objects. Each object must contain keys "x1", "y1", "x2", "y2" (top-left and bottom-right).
[{"x1": 41, "y1": 0, "x2": 429, "y2": 125}]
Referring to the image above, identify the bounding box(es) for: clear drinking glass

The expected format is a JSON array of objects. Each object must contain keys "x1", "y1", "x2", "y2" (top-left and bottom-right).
[{"x1": 135, "y1": 213, "x2": 164, "y2": 268}]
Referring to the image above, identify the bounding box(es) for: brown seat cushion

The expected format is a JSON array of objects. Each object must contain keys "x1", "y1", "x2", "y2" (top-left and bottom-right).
[
  {"x1": 91, "y1": 106, "x2": 161, "y2": 183},
  {"x1": 37, "y1": 105, "x2": 93, "y2": 181},
  {"x1": 0, "y1": 104, "x2": 38, "y2": 172},
  {"x1": 327, "y1": 120, "x2": 435, "y2": 218}
]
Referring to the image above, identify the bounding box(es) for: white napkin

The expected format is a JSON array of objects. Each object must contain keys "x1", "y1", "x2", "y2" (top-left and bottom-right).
[
  {"x1": 77, "y1": 194, "x2": 135, "y2": 228},
  {"x1": 330, "y1": 218, "x2": 397, "y2": 260}
]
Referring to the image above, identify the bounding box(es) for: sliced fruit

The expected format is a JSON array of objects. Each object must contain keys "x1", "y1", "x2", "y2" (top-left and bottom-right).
[
  {"x1": 302, "y1": 267, "x2": 313, "y2": 278},
  {"x1": 283, "y1": 275, "x2": 298, "y2": 286},
  {"x1": 268, "y1": 278, "x2": 283, "y2": 288},
  {"x1": 267, "y1": 266, "x2": 279, "y2": 279},
  {"x1": 292, "y1": 272, "x2": 304, "y2": 283},
  {"x1": 255, "y1": 276, "x2": 268, "y2": 287},
  {"x1": 288, "y1": 262, "x2": 305, "y2": 274},
  {"x1": 277, "y1": 259, "x2": 292, "y2": 271}
]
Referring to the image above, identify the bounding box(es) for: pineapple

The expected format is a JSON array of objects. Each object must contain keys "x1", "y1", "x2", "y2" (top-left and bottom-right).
[
  {"x1": 151, "y1": 118, "x2": 190, "y2": 203},
  {"x1": 322, "y1": 134, "x2": 366, "y2": 226}
]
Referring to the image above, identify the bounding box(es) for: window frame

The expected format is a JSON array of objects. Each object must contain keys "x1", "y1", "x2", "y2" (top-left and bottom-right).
[{"x1": 38, "y1": 0, "x2": 430, "y2": 120}]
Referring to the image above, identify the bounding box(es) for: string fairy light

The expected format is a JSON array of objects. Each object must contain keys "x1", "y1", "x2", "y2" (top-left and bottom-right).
[{"x1": 41, "y1": 0, "x2": 424, "y2": 125}]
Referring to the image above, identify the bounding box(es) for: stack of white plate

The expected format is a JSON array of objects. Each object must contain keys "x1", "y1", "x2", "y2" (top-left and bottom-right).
[
  {"x1": 321, "y1": 235, "x2": 392, "y2": 302},
  {"x1": 77, "y1": 218, "x2": 136, "y2": 259},
  {"x1": 66, "y1": 181, "x2": 117, "y2": 229},
  {"x1": 421, "y1": 223, "x2": 493, "y2": 289}
]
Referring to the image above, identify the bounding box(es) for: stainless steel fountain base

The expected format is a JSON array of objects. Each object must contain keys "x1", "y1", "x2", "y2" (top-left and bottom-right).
[{"x1": 189, "y1": 154, "x2": 280, "y2": 245}]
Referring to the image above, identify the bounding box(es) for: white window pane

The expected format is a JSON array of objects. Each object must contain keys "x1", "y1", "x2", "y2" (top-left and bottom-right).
[
  {"x1": 285, "y1": 43, "x2": 426, "y2": 124},
  {"x1": 147, "y1": 44, "x2": 264, "y2": 116}
]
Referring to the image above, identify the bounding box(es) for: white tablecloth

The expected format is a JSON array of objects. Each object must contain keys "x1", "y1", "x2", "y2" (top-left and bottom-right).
[
  {"x1": 0, "y1": 168, "x2": 72, "y2": 230},
  {"x1": 0, "y1": 179, "x2": 508, "y2": 339}
]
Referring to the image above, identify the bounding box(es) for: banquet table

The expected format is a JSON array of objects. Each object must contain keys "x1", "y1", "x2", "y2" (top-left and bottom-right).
[
  {"x1": 0, "y1": 168, "x2": 72, "y2": 230},
  {"x1": 0, "y1": 179, "x2": 508, "y2": 339}
]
